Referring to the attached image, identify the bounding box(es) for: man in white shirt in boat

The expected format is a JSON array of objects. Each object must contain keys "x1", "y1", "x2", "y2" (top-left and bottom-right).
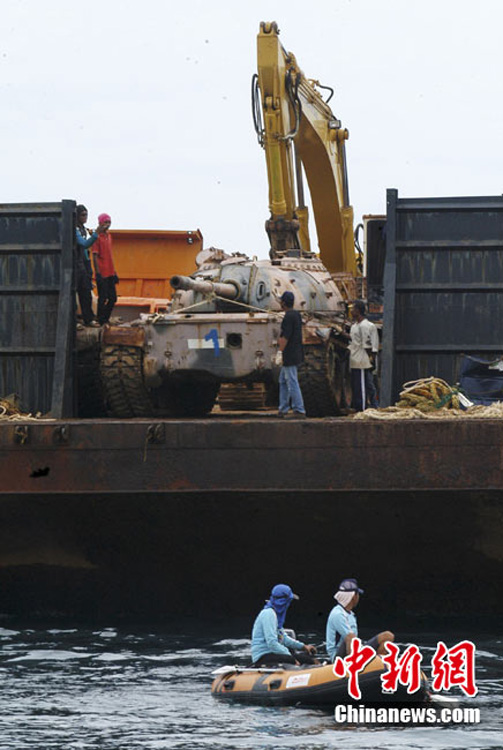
[{"x1": 326, "y1": 578, "x2": 395, "y2": 661}]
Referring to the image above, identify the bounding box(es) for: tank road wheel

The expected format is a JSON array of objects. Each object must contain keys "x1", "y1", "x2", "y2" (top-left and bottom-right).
[
  {"x1": 298, "y1": 344, "x2": 348, "y2": 417},
  {"x1": 298, "y1": 346, "x2": 338, "y2": 417},
  {"x1": 100, "y1": 345, "x2": 153, "y2": 418},
  {"x1": 327, "y1": 341, "x2": 351, "y2": 411},
  {"x1": 164, "y1": 379, "x2": 220, "y2": 417}
]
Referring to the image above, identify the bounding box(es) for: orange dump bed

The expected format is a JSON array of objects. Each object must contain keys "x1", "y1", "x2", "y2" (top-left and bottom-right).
[{"x1": 111, "y1": 229, "x2": 202, "y2": 299}]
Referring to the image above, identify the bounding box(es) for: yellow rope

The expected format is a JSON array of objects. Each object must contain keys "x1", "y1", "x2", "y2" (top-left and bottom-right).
[
  {"x1": 153, "y1": 294, "x2": 282, "y2": 318},
  {"x1": 352, "y1": 376, "x2": 503, "y2": 421},
  {"x1": 354, "y1": 403, "x2": 503, "y2": 420},
  {"x1": 396, "y1": 377, "x2": 461, "y2": 412},
  {"x1": 0, "y1": 398, "x2": 53, "y2": 422}
]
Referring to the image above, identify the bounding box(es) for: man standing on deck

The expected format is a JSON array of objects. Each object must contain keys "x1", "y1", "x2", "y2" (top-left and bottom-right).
[
  {"x1": 277, "y1": 291, "x2": 307, "y2": 419},
  {"x1": 92, "y1": 212, "x2": 119, "y2": 325},
  {"x1": 349, "y1": 300, "x2": 379, "y2": 411},
  {"x1": 75, "y1": 204, "x2": 107, "y2": 328}
]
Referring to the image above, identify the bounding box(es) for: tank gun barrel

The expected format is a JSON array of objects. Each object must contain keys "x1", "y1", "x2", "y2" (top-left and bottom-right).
[{"x1": 170, "y1": 275, "x2": 239, "y2": 299}]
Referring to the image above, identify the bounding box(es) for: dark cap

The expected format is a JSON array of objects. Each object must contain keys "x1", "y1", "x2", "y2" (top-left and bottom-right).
[
  {"x1": 280, "y1": 291, "x2": 295, "y2": 307},
  {"x1": 338, "y1": 578, "x2": 364, "y2": 594}
]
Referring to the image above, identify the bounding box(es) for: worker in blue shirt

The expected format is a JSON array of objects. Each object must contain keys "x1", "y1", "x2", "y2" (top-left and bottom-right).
[
  {"x1": 326, "y1": 578, "x2": 394, "y2": 661},
  {"x1": 251, "y1": 583, "x2": 317, "y2": 666},
  {"x1": 75, "y1": 204, "x2": 107, "y2": 327}
]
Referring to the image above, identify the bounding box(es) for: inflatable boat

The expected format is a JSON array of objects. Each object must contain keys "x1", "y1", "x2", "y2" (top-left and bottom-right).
[{"x1": 211, "y1": 657, "x2": 429, "y2": 707}]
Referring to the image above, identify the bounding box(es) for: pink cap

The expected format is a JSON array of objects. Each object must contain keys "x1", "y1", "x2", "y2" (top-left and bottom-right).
[{"x1": 98, "y1": 213, "x2": 111, "y2": 224}]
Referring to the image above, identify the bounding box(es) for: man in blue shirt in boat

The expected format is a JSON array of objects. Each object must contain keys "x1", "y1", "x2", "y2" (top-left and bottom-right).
[
  {"x1": 326, "y1": 578, "x2": 395, "y2": 661},
  {"x1": 251, "y1": 584, "x2": 317, "y2": 666}
]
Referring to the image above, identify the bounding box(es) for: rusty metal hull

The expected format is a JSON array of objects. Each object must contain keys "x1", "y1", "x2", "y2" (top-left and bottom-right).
[
  {"x1": 0, "y1": 417, "x2": 502, "y2": 620},
  {"x1": 2, "y1": 417, "x2": 503, "y2": 493}
]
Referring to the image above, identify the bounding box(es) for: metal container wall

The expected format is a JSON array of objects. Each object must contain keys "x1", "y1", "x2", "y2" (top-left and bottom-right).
[
  {"x1": 363, "y1": 214, "x2": 386, "y2": 316},
  {"x1": 381, "y1": 191, "x2": 503, "y2": 406},
  {"x1": 110, "y1": 229, "x2": 202, "y2": 299},
  {"x1": 0, "y1": 201, "x2": 75, "y2": 416}
]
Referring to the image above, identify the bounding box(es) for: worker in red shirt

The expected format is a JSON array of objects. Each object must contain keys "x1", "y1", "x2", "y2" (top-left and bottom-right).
[{"x1": 92, "y1": 213, "x2": 119, "y2": 325}]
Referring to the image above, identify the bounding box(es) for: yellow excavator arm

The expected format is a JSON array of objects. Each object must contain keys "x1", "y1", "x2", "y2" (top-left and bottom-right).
[{"x1": 254, "y1": 21, "x2": 357, "y2": 275}]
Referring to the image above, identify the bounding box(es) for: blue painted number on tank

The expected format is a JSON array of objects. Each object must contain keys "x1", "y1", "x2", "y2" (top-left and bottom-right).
[{"x1": 204, "y1": 328, "x2": 220, "y2": 357}]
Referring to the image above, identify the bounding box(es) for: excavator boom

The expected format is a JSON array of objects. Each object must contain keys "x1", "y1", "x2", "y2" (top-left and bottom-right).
[{"x1": 255, "y1": 21, "x2": 357, "y2": 275}]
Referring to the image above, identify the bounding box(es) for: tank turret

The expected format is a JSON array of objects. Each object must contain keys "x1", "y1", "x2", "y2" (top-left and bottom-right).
[{"x1": 170, "y1": 275, "x2": 239, "y2": 300}]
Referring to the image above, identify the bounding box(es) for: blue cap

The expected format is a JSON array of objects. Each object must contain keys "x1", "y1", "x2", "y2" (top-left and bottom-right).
[
  {"x1": 338, "y1": 578, "x2": 364, "y2": 594},
  {"x1": 270, "y1": 583, "x2": 299, "y2": 600},
  {"x1": 280, "y1": 291, "x2": 295, "y2": 307}
]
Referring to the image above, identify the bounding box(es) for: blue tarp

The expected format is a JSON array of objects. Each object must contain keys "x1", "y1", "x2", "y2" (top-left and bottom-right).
[{"x1": 459, "y1": 355, "x2": 503, "y2": 405}]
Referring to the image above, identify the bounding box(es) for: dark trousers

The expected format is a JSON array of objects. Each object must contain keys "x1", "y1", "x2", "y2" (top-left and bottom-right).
[
  {"x1": 351, "y1": 368, "x2": 379, "y2": 411},
  {"x1": 335, "y1": 634, "x2": 380, "y2": 658},
  {"x1": 76, "y1": 266, "x2": 94, "y2": 325},
  {"x1": 366, "y1": 370, "x2": 379, "y2": 408},
  {"x1": 97, "y1": 276, "x2": 118, "y2": 324},
  {"x1": 253, "y1": 651, "x2": 316, "y2": 667}
]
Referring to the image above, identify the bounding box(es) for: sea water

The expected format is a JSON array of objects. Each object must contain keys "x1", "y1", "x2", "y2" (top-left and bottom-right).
[{"x1": 0, "y1": 623, "x2": 501, "y2": 750}]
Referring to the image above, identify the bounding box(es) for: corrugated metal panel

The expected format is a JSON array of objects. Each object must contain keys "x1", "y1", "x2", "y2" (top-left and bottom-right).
[
  {"x1": 381, "y1": 191, "x2": 503, "y2": 406},
  {"x1": 0, "y1": 201, "x2": 76, "y2": 416}
]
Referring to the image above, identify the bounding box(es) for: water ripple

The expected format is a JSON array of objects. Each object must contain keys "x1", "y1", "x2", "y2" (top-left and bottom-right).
[{"x1": 0, "y1": 626, "x2": 500, "y2": 749}]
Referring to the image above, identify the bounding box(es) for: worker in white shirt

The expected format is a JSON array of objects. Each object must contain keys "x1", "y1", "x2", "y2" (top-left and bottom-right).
[{"x1": 348, "y1": 300, "x2": 379, "y2": 411}]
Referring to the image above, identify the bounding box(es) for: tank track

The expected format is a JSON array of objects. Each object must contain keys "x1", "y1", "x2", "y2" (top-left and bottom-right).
[
  {"x1": 76, "y1": 344, "x2": 108, "y2": 418},
  {"x1": 298, "y1": 343, "x2": 348, "y2": 417},
  {"x1": 100, "y1": 345, "x2": 153, "y2": 418}
]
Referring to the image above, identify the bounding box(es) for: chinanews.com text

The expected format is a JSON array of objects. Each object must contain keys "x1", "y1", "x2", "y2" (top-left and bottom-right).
[{"x1": 334, "y1": 704, "x2": 480, "y2": 726}]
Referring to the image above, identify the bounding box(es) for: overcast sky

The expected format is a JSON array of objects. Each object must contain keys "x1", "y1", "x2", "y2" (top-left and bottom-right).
[{"x1": 2, "y1": 0, "x2": 503, "y2": 258}]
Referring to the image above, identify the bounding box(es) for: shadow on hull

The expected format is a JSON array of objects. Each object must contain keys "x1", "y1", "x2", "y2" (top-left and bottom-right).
[{"x1": 0, "y1": 489, "x2": 501, "y2": 622}]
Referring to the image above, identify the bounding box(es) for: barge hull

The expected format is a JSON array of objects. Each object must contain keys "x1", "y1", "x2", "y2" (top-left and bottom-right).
[
  {"x1": 0, "y1": 418, "x2": 502, "y2": 620},
  {"x1": 2, "y1": 417, "x2": 503, "y2": 493}
]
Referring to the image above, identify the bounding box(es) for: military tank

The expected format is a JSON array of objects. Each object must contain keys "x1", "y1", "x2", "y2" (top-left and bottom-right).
[
  {"x1": 92, "y1": 246, "x2": 350, "y2": 418},
  {"x1": 79, "y1": 22, "x2": 361, "y2": 419}
]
